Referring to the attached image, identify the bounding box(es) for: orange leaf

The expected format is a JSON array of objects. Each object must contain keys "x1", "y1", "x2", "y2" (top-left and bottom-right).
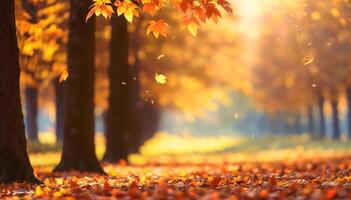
[
  {"x1": 143, "y1": 3, "x2": 157, "y2": 16},
  {"x1": 147, "y1": 19, "x2": 169, "y2": 38},
  {"x1": 59, "y1": 70, "x2": 69, "y2": 83}
]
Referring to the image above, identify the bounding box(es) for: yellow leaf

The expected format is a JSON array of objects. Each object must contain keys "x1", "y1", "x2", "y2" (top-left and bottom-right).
[
  {"x1": 303, "y1": 55, "x2": 314, "y2": 66},
  {"x1": 153, "y1": 31, "x2": 159, "y2": 38},
  {"x1": 155, "y1": 73, "x2": 167, "y2": 84},
  {"x1": 115, "y1": 0, "x2": 138, "y2": 23},
  {"x1": 44, "y1": 178, "x2": 50, "y2": 186},
  {"x1": 34, "y1": 186, "x2": 44, "y2": 197},
  {"x1": 117, "y1": 5, "x2": 126, "y2": 16},
  {"x1": 124, "y1": 9, "x2": 134, "y2": 22},
  {"x1": 187, "y1": 22, "x2": 197, "y2": 36},
  {"x1": 157, "y1": 54, "x2": 165, "y2": 60},
  {"x1": 95, "y1": 9, "x2": 102, "y2": 16},
  {"x1": 53, "y1": 191, "x2": 62, "y2": 198}
]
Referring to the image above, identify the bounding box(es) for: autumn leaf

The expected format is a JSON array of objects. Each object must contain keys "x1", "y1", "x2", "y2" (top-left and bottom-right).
[
  {"x1": 181, "y1": 16, "x2": 200, "y2": 36},
  {"x1": 115, "y1": 0, "x2": 139, "y2": 23},
  {"x1": 59, "y1": 70, "x2": 69, "y2": 83},
  {"x1": 208, "y1": 176, "x2": 221, "y2": 188},
  {"x1": 155, "y1": 73, "x2": 167, "y2": 84},
  {"x1": 143, "y1": 2, "x2": 158, "y2": 16},
  {"x1": 205, "y1": 3, "x2": 222, "y2": 23},
  {"x1": 194, "y1": 7, "x2": 207, "y2": 23},
  {"x1": 157, "y1": 54, "x2": 165, "y2": 60},
  {"x1": 303, "y1": 55, "x2": 314, "y2": 66},
  {"x1": 147, "y1": 19, "x2": 168, "y2": 38},
  {"x1": 217, "y1": 0, "x2": 233, "y2": 14},
  {"x1": 86, "y1": 0, "x2": 114, "y2": 22}
]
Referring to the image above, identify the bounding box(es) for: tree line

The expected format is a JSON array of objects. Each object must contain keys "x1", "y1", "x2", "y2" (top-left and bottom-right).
[{"x1": 0, "y1": 0, "x2": 232, "y2": 183}]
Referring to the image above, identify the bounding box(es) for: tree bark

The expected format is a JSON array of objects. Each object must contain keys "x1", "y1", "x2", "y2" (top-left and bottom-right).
[
  {"x1": 347, "y1": 87, "x2": 351, "y2": 139},
  {"x1": 54, "y1": 0, "x2": 104, "y2": 173},
  {"x1": 54, "y1": 78, "x2": 64, "y2": 143},
  {"x1": 127, "y1": 63, "x2": 143, "y2": 153},
  {"x1": 331, "y1": 97, "x2": 341, "y2": 140},
  {"x1": 317, "y1": 91, "x2": 326, "y2": 138},
  {"x1": 307, "y1": 105, "x2": 315, "y2": 137},
  {"x1": 103, "y1": 16, "x2": 130, "y2": 162},
  {"x1": 0, "y1": 0, "x2": 39, "y2": 183},
  {"x1": 25, "y1": 87, "x2": 39, "y2": 142},
  {"x1": 127, "y1": 25, "x2": 143, "y2": 154}
]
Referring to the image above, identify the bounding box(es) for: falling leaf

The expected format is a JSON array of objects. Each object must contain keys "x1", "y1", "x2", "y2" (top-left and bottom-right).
[
  {"x1": 303, "y1": 55, "x2": 314, "y2": 66},
  {"x1": 157, "y1": 54, "x2": 165, "y2": 60},
  {"x1": 59, "y1": 70, "x2": 69, "y2": 83},
  {"x1": 154, "y1": 73, "x2": 167, "y2": 84}
]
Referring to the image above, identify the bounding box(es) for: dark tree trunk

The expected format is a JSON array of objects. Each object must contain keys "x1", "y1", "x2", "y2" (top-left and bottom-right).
[
  {"x1": 140, "y1": 103, "x2": 161, "y2": 143},
  {"x1": 347, "y1": 87, "x2": 351, "y2": 139},
  {"x1": 331, "y1": 98, "x2": 341, "y2": 140},
  {"x1": 54, "y1": 0, "x2": 104, "y2": 173},
  {"x1": 54, "y1": 78, "x2": 64, "y2": 143},
  {"x1": 103, "y1": 16, "x2": 130, "y2": 162},
  {"x1": 0, "y1": 0, "x2": 39, "y2": 183},
  {"x1": 317, "y1": 91, "x2": 326, "y2": 138},
  {"x1": 25, "y1": 87, "x2": 39, "y2": 142},
  {"x1": 127, "y1": 63, "x2": 143, "y2": 154},
  {"x1": 128, "y1": 63, "x2": 143, "y2": 153},
  {"x1": 127, "y1": 25, "x2": 143, "y2": 154},
  {"x1": 307, "y1": 105, "x2": 315, "y2": 137}
]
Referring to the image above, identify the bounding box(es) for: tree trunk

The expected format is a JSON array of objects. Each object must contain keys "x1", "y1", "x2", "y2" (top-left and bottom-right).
[
  {"x1": 331, "y1": 98, "x2": 341, "y2": 140},
  {"x1": 25, "y1": 87, "x2": 39, "y2": 142},
  {"x1": 0, "y1": 0, "x2": 39, "y2": 183},
  {"x1": 307, "y1": 105, "x2": 315, "y2": 137},
  {"x1": 54, "y1": 78, "x2": 64, "y2": 143},
  {"x1": 54, "y1": 0, "x2": 104, "y2": 173},
  {"x1": 103, "y1": 16, "x2": 130, "y2": 162},
  {"x1": 347, "y1": 87, "x2": 351, "y2": 139},
  {"x1": 317, "y1": 91, "x2": 326, "y2": 138},
  {"x1": 127, "y1": 26, "x2": 143, "y2": 154},
  {"x1": 127, "y1": 62, "x2": 143, "y2": 153},
  {"x1": 140, "y1": 103, "x2": 161, "y2": 143}
]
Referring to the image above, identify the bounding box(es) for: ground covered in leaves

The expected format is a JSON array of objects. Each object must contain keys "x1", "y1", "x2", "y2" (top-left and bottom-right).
[{"x1": 2, "y1": 156, "x2": 351, "y2": 199}]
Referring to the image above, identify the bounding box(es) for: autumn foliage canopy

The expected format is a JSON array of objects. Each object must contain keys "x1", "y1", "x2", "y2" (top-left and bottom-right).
[{"x1": 86, "y1": 0, "x2": 233, "y2": 37}]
